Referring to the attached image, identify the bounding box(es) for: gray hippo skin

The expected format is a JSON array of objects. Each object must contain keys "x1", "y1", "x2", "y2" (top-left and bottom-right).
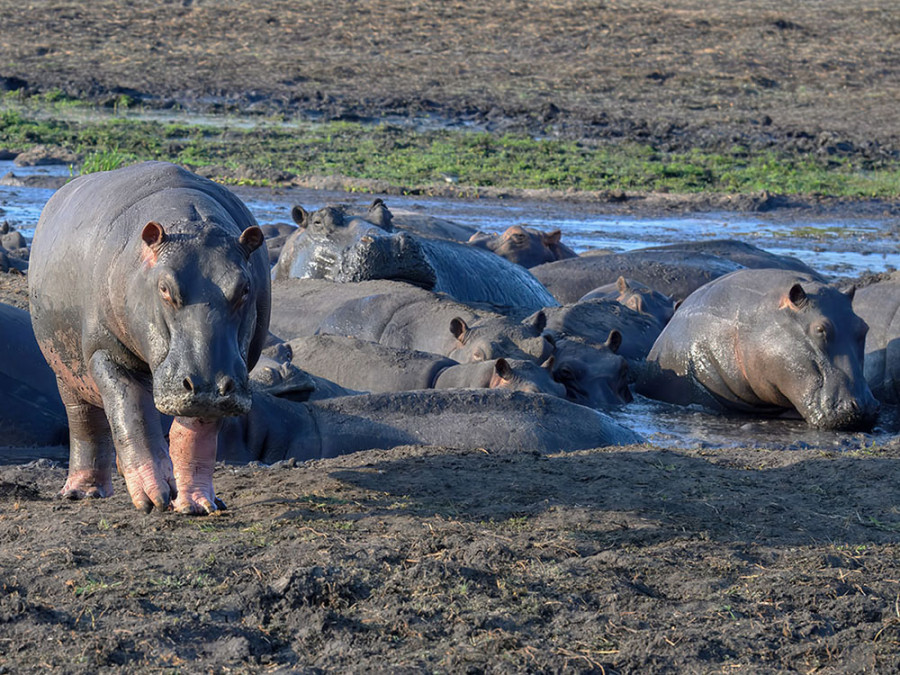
[
  {"x1": 531, "y1": 248, "x2": 743, "y2": 304},
  {"x1": 579, "y1": 276, "x2": 676, "y2": 327},
  {"x1": 219, "y1": 389, "x2": 643, "y2": 464},
  {"x1": 273, "y1": 201, "x2": 558, "y2": 312},
  {"x1": 29, "y1": 161, "x2": 271, "y2": 513},
  {"x1": 641, "y1": 239, "x2": 821, "y2": 277},
  {"x1": 636, "y1": 269, "x2": 878, "y2": 430},
  {"x1": 468, "y1": 225, "x2": 577, "y2": 268},
  {"x1": 285, "y1": 334, "x2": 565, "y2": 397},
  {"x1": 532, "y1": 298, "x2": 665, "y2": 363},
  {"x1": 0, "y1": 302, "x2": 67, "y2": 447},
  {"x1": 851, "y1": 271, "x2": 900, "y2": 403},
  {"x1": 269, "y1": 279, "x2": 553, "y2": 362}
]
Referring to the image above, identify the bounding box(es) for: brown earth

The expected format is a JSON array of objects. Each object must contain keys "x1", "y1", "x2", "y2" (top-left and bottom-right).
[{"x1": 2, "y1": 2, "x2": 900, "y2": 673}]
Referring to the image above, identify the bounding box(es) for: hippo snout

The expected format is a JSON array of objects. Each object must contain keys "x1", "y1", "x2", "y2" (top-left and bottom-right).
[
  {"x1": 154, "y1": 370, "x2": 252, "y2": 418},
  {"x1": 806, "y1": 391, "x2": 880, "y2": 431}
]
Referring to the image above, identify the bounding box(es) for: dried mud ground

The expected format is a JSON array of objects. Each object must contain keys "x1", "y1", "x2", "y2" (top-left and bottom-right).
[{"x1": 4, "y1": 1, "x2": 900, "y2": 672}]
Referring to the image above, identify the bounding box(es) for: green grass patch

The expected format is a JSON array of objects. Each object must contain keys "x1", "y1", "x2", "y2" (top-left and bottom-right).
[{"x1": 2, "y1": 102, "x2": 899, "y2": 197}]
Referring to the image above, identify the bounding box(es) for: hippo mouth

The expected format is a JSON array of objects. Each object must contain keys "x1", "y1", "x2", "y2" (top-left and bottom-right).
[
  {"x1": 801, "y1": 398, "x2": 880, "y2": 431},
  {"x1": 153, "y1": 386, "x2": 253, "y2": 418}
]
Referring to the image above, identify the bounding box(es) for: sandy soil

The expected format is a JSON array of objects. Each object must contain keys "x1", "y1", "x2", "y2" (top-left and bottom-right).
[{"x1": 2, "y1": 2, "x2": 900, "y2": 672}]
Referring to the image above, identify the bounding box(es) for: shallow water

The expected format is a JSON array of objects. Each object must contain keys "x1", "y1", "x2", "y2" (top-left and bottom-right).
[{"x1": 3, "y1": 159, "x2": 899, "y2": 450}]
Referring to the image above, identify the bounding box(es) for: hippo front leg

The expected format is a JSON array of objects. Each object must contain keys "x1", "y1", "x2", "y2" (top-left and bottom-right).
[
  {"x1": 169, "y1": 416, "x2": 225, "y2": 515},
  {"x1": 89, "y1": 350, "x2": 176, "y2": 512}
]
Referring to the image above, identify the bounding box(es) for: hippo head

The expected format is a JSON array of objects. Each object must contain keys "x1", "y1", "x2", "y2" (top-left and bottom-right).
[
  {"x1": 589, "y1": 277, "x2": 676, "y2": 326},
  {"x1": 548, "y1": 332, "x2": 632, "y2": 408},
  {"x1": 136, "y1": 221, "x2": 267, "y2": 418},
  {"x1": 280, "y1": 204, "x2": 436, "y2": 288},
  {"x1": 745, "y1": 281, "x2": 878, "y2": 430},
  {"x1": 488, "y1": 357, "x2": 567, "y2": 397},
  {"x1": 448, "y1": 312, "x2": 554, "y2": 364},
  {"x1": 470, "y1": 225, "x2": 575, "y2": 269}
]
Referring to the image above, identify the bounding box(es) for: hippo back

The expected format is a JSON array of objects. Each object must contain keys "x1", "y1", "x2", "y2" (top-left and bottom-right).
[{"x1": 852, "y1": 272, "x2": 900, "y2": 403}]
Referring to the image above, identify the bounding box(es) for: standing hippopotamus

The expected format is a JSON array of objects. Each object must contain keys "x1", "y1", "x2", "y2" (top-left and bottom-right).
[
  {"x1": 468, "y1": 225, "x2": 577, "y2": 268},
  {"x1": 274, "y1": 202, "x2": 558, "y2": 312},
  {"x1": 29, "y1": 161, "x2": 271, "y2": 514},
  {"x1": 851, "y1": 271, "x2": 900, "y2": 403},
  {"x1": 636, "y1": 269, "x2": 878, "y2": 430}
]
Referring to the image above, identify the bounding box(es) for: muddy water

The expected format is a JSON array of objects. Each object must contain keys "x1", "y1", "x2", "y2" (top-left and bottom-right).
[{"x1": 2, "y1": 160, "x2": 899, "y2": 450}]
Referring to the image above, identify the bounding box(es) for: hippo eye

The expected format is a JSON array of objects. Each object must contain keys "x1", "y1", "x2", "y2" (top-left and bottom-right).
[
  {"x1": 235, "y1": 282, "x2": 251, "y2": 307},
  {"x1": 472, "y1": 348, "x2": 486, "y2": 362},
  {"x1": 812, "y1": 321, "x2": 832, "y2": 341},
  {"x1": 159, "y1": 281, "x2": 173, "y2": 305}
]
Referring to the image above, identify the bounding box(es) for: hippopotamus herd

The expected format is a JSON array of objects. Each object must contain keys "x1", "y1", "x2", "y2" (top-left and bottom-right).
[{"x1": 3, "y1": 161, "x2": 896, "y2": 515}]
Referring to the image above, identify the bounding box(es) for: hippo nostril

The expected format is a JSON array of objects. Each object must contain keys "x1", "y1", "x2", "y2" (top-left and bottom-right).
[
  {"x1": 182, "y1": 377, "x2": 194, "y2": 393},
  {"x1": 218, "y1": 376, "x2": 235, "y2": 397}
]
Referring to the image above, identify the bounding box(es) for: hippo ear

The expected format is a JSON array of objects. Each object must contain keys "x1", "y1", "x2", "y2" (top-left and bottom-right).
[
  {"x1": 785, "y1": 283, "x2": 808, "y2": 310},
  {"x1": 524, "y1": 310, "x2": 547, "y2": 335},
  {"x1": 238, "y1": 226, "x2": 265, "y2": 256},
  {"x1": 626, "y1": 294, "x2": 643, "y2": 313},
  {"x1": 540, "y1": 355, "x2": 555, "y2": 371},
  {"x1": 494, "y1": 358, "x2": 513, "y2": 382},
  {"x1": 841, "y1": 284, "x2": 856, "y2": 302},
  {"x1": 616, "y1": 276, "x2": 629, "y2": 293},
  {"x1": 140, "y1": 221, "x2": 166, "y2": 266},
  {"x1": 450, "y1": 317, "x2": 469, "y2": 341},
  {"x1": 543, "y1": 229, "x2": 562, "y2": 246},
  {"x1": 606, "y1": 329, "x2": 622, "y2": 354},
  {"x1": 291, "y1": 205, "x2": 309, "y2": 229}
]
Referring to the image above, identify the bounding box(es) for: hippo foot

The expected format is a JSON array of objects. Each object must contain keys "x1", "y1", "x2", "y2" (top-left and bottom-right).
[
  {"x1": 173, "y1": 488, "x2": 226, "y2": 515},
  {"x1": 120, "y1": 461, "x2": 176, "y2": 513},
  {"x1": 60, "y1": 471, "x2": 114, "y2": 500}
]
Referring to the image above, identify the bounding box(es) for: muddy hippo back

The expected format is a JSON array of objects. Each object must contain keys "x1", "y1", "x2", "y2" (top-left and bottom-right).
[{"x1": 29, "y1": 161, "x2": 271, "y2": 513}]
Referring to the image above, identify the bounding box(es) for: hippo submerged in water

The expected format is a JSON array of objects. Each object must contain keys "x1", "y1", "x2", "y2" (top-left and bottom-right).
[
  {"x1": 636, "y1": 269, "x2": 878, "y2": 430},
  {"x1": 29, "y1": 161, "x2": 271, "y2": 514}
]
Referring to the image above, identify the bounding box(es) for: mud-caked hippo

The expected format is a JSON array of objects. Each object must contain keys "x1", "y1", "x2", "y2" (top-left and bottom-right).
[
  {"x1": 636, "y1": 269, "x2": 878, "y2": 430},
  {"x1": 284, "y1": 334, "x2": 565, "y2": 397},
  {"x1": 29, "y1": 161, "x2": 271, "y2": 513},
  {"x1": 851, "y1": 271, "x2": 900, "y2": 404},
  {"x1": 468, "y1": 225, "x2": 577, "y2": 268},
  {"x1": 273, "y1": 201, "x2": 558, "y2": 312}
]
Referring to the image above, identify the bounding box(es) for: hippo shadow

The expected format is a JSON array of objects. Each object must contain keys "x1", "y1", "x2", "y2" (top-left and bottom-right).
[{"x1": 327, "y1": 445, "x2": 900, "y2": 549}]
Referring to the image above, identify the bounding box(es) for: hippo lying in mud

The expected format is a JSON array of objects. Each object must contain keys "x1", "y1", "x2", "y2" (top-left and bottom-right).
[
  {"x1": 636, "y1": 269, "x2": 878, "y2": 430},
  {"x1": 580, "y1": 276, "x2": 676, "y2": 327},
  {"x1": 29, "y1": 161, "x2": 271, "y2": 514},
  {"x1": 284, "y1": 334, "x2": 565, "y2": 397},
  {"x1": 531, "y1": 239, "x2": 818, "y2": 304},
  {"x1": 0, "y1": 302, "x2": 67, "y2": 447},
  {"x1": 269, "y1": 279, "x2": 554, "y2": 363},
  {"x1": 219, "y1": 388, "x2": 643, "y2": 464},
  {"x1": 273, "y1": 201, "x2": 558, "y2": 312},
  {"x1": 468, "y1": 225, "x2": 577, "y2": 268},
  {"x1": 851, "y1": 271, "x2": 900, "y2": 403}
]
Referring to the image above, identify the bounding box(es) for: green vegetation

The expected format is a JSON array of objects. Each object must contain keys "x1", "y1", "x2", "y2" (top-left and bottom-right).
[{"x1": 2, "y1": 100, "x2": 899, "y2": 197}]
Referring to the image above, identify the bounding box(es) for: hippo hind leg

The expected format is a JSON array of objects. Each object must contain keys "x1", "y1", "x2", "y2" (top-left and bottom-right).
[{"x1": 58, "y1": 380, "x2": 116, "y2": 500}]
